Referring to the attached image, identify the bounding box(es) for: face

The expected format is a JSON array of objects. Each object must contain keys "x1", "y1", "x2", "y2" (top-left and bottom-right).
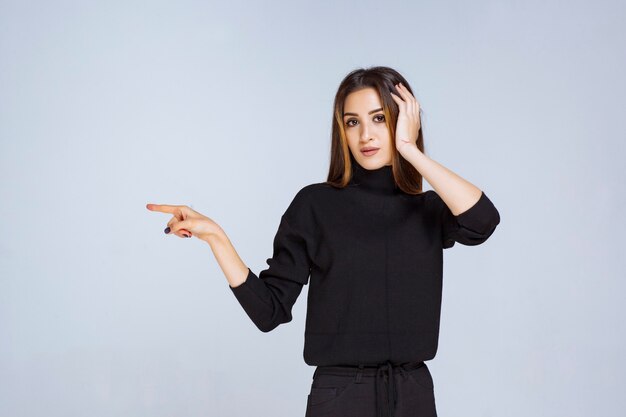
[{"x1": 342, "y1": 87, "x2": 393, "y2": 170}]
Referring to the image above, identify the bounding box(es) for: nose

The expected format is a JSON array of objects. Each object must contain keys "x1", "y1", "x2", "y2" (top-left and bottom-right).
[{"x1": 360, "y1": 124, "x2": 372, "y2": 142}]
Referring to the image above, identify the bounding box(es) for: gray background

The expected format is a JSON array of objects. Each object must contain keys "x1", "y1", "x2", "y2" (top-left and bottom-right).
[{"x1": 1, "y1": 0, "x2": 624, "y2": 416}]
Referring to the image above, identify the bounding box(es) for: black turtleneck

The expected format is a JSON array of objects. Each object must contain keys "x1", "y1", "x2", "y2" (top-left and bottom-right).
[
  {"x1": 349, "y1": 162, "x2": 397, "y2": 193},
  {"x1": 229, "y1": 161, "x2": 500, "y2": 366}
]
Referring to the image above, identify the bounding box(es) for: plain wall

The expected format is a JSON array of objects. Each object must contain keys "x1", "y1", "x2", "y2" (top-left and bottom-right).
[{"x1": 1, "y1": 0, "x2": 624, "y2": 416}]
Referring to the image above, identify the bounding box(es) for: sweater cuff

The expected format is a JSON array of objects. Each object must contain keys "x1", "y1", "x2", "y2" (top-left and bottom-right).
[
  {"x1": 229, "y1": 267, "x2": 272, "y2": 308},
  {"x1": 455, "y1": 191, "x2": 500, "y2": 234},
  {"x1": 229, "y1": 267, "x2": 254, "y2": 290}
]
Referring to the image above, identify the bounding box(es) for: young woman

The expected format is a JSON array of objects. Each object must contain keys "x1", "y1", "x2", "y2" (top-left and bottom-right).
[{"x1": 147, "y1": 66, "x2": 501, "y2": 417}]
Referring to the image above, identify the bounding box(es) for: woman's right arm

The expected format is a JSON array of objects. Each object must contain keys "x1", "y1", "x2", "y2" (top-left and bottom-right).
[
  {"x1": 145, "y1": 203, "x2": 249, "y2": 288},
  {"x1": 204, "y1": 227, "x2": 249, "y2": 288}
]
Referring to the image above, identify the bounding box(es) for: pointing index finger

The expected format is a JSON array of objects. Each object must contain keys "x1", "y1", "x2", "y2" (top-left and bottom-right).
[{"x1": 146, "y1": 203, "x2": 180, "y2": 214}]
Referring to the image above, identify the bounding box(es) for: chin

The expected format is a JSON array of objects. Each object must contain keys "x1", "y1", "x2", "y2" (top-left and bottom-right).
[{"x1": 357, "y1": 156, "x2": 388, "y2": 169}]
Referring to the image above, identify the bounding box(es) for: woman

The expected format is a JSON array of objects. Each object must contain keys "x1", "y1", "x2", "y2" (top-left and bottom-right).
[{"x1": 147, "y1": 66, "x2": 501, "y2": 417}]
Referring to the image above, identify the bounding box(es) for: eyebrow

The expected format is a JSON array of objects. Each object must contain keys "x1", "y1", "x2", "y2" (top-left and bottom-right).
[{"x1": 343, "y1": 107, "x2": 383, "y2": 118}]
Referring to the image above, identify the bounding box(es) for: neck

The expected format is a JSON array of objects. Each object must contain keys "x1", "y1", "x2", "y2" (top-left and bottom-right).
[{"x1": 349, "y1": 162, "x2": 397, "y2": 193}]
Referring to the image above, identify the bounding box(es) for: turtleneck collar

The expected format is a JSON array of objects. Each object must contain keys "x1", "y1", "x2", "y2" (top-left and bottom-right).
[{"x1": 349, "y1": 162, "x2": 397, "y2": 193}]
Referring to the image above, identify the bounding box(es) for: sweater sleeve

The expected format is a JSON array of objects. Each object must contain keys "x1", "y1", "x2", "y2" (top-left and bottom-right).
[
  {"x1": 433, "y1": 190, "x2": 501, "y2": 249},
  {"x1": 228, "y1": 188, "x2": 312, "y2": 333}
]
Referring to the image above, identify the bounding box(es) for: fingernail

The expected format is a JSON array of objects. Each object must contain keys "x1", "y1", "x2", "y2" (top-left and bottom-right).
[{"x1": 164, "y1": 227, "x2": 170, "y2": 234}]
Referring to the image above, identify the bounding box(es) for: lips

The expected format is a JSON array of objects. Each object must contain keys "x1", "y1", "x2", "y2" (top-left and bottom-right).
[{"x1": 361, "y1": 147, "x2": 380, "y2": 157}]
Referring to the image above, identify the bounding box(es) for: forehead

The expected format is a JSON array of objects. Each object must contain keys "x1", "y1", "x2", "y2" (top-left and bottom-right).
[{"x1": 344, "y1": 87, "x2": 381, "y2": 112}]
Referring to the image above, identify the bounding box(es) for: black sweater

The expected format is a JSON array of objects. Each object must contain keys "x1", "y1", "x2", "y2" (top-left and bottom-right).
[{"x1": 229, "y1": 162, "x2": 500, "y2": 366}]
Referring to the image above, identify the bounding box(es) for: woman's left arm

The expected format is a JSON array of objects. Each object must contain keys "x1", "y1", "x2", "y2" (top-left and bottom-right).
[
  {"x1": 391, "y1": 82, "x2": 500, "y2": 248},
  {"x1": 391, "y1": 82, "x2": 483, "y2": 214},
  {"x1": 403, "y1": 150, "x2": 484, "y2": 216},
  {"x1": 406, "y1": 150, "x2": 501, "y2": 248}
]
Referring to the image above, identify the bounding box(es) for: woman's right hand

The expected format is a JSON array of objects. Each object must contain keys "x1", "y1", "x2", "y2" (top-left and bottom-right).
[{"x1": 146, "y1": 203, "x2": 221, "y2": 241}]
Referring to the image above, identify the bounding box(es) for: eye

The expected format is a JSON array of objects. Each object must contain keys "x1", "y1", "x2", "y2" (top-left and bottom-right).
[{"x1": 345, "y1": 114, "x2": 385, "y2": 127}]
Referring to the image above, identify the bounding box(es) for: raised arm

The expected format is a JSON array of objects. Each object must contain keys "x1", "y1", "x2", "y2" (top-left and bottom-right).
[
  {"x1": 401, "y1": 149, "x2": 500, "y2": 249},
  {"x1": 390, "y1": 82, "x2": 500, "y2": 248}
]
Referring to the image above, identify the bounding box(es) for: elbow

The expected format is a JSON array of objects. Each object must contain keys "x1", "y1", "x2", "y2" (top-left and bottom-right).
[
  {"x1": 469, "y1": 209, "x2": 501, "y2": 243},
  {"x1": 254, "y1": 316, "x2": 292, "y2": 333},
  {"x1": 455, "y1": 192, "x2": 500, "y2": 234},
  {"x1": 257, "y1": 323, "x2": 278, "y2": 333},
  {"x1": 477, "y1": 210, "x2": 500, "y2": 239},
  {"x1": 449, "y1": 218, "x2": 500, "y2": 247},
  {"x1": 458, "y1": 205, "x2": 500, "y2": 240},
  {"x1": 258, "y1": 322, "x2": 281, "y2": 333},
  {"x1": 442, "y1": 193, "x2": 501, "y2": 249},
  {"x1": 467, "y1": 225, "x2": 498, "y2": 246}
]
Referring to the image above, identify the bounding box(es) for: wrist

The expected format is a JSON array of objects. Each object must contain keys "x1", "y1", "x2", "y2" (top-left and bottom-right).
[
  {"x1": 399, "y1": 143, "x2": 423, "y2": 162},
  {"x1": 203, "y1": 227, "x2": 227, "y2": 245}
]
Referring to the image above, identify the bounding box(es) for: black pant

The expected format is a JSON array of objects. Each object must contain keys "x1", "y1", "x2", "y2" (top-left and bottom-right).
[{"x1": 305, "y1": 360, "x2": 437, "y2": 417}]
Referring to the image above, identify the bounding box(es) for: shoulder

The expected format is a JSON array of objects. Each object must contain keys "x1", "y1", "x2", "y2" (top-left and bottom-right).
[
  {"x1": 294, "y1": 182, "x2": 326, "y2": 197},
  {"x1": 421, "y1": 189, "x2": 442, "y2": 205},
  {"x1": 283, "y1": 182, "x2": 328, "y2": 219},
  {"x1": 280, "y1": 183, "x2": 331, "y2": 235},
  {"x1": 413, "y1": 189, "x2": 445, "y2": 215},
  {"x1": 421, "y1": 189, "x2": 437, "y2": 199},
  {"x1": 290, "y1": 182, "x2": 333, "y2": 204},
  {"x1": 402, "y1": 188, "x2": 438, "y2": 204}
]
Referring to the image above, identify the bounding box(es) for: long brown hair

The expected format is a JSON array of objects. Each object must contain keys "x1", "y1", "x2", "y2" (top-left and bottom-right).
[{"x1": 326, "y1": 66, "x2": 425, "y2": 195}]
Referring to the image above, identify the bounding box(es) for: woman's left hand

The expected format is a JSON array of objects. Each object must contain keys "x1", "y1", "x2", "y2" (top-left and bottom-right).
[{"x1": 390, "y1": 82, "x2": 422, "y2": 158}]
